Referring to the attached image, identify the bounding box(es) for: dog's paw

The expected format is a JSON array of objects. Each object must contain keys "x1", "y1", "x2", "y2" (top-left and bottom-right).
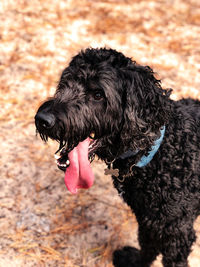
[{"x1": 112, "y1": 246, "x2": 141, "y2": 267}]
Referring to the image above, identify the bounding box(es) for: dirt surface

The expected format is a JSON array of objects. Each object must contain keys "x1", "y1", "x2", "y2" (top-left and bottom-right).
[{"x1": 1, "y1": 0, "x2": 200, "y2": 266}]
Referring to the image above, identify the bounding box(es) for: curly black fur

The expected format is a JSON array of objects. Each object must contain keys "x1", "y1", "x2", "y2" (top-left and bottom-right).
[{"x1": 35, "y1": 48, "x2": 200, "y2": 267}]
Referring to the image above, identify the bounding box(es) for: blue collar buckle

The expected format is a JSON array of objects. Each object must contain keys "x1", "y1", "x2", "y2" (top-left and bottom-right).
[{"x1": 135, "y1": 125, "x2": 166, "y2": 168}]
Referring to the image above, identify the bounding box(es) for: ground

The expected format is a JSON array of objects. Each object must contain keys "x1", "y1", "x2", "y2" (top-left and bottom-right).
[{"x1": 0, "y1": 0, "x2": 200, "y2": 266}]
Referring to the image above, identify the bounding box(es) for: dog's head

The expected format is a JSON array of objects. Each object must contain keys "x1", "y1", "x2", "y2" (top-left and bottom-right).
[{"x1": 35, "y1": 48, "x2": 171, "y2": 193}]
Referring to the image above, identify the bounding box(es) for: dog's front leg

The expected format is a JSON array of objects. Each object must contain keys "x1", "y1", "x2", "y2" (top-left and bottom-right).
[
  {"x1": 112, "y1": 226, "x2": 159, "y2": 267},
  {"x1": 138, "y1": 226, "x2": 159, "y2": 267},
  {"x1": 161, "y1": 221, "x2": 196, "y2": 267}
]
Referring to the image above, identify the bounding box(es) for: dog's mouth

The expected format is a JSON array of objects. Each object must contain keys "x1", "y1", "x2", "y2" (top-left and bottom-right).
[{"x1": 54, "y1": 133, "x2": 98, "y2": 194}]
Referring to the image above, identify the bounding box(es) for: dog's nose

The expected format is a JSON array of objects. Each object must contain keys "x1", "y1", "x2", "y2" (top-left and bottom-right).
[{"x1": 35, "y1": 111, "x2": 55, "y2": 129}]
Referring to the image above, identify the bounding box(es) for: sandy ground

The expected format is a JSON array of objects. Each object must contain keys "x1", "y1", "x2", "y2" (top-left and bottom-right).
[{"x1": 0, "y1": 0, "x2": 200, "y2": 266}]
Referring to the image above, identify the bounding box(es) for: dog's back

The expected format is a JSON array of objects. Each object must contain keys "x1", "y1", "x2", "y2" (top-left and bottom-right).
[{"x1": 176, "y1": 98, "x2": 200, "y2": 126}]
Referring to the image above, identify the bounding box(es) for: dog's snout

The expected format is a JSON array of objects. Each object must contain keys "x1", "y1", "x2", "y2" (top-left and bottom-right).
[{"x1": 35, "y1": 111, "x2": 55, "y2": 129}]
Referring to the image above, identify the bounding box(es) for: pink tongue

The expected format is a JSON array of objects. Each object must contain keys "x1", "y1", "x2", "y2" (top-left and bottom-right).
[{"x1": 64, "y1": 138, "x2": 94, "y2": 194}]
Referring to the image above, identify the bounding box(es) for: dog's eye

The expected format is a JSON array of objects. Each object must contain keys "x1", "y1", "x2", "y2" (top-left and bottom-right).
[{"x1": 93, "y1": 91, "x2": 104, "y2": 101}]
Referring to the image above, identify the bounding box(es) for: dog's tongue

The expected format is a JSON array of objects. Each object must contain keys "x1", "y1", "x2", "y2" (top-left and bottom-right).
[{"x1": 64, "y1": 138, "x2": 94, "y2": 194}]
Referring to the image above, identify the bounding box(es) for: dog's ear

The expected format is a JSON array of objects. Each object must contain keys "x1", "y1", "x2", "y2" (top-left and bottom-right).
[{"x1": 121, "y1": 64, "x2": 172, "y2": 150}]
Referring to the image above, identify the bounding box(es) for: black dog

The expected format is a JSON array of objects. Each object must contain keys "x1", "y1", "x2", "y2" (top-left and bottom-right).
[{"x1": 35, "y1": 48, "x2": 200, "y2": 267}]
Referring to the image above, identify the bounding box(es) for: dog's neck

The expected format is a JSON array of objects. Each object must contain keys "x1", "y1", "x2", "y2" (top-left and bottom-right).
[
  {"x1": 118, "y1": 126, "x2": 166, "y2": 167},
  {"x1": 104, "y1": 126, "x2": 166, "y2": 179}
]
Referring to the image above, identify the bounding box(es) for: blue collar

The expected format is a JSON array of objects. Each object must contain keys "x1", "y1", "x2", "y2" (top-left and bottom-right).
[{"x1": 118, "y1": 126, "x2": 166, "y2": 168}]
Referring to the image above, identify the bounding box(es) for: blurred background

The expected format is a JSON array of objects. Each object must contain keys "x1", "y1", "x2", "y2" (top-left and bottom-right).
[{"x1": 0, "y1": 0, "x2": 200, "y2": 266}]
